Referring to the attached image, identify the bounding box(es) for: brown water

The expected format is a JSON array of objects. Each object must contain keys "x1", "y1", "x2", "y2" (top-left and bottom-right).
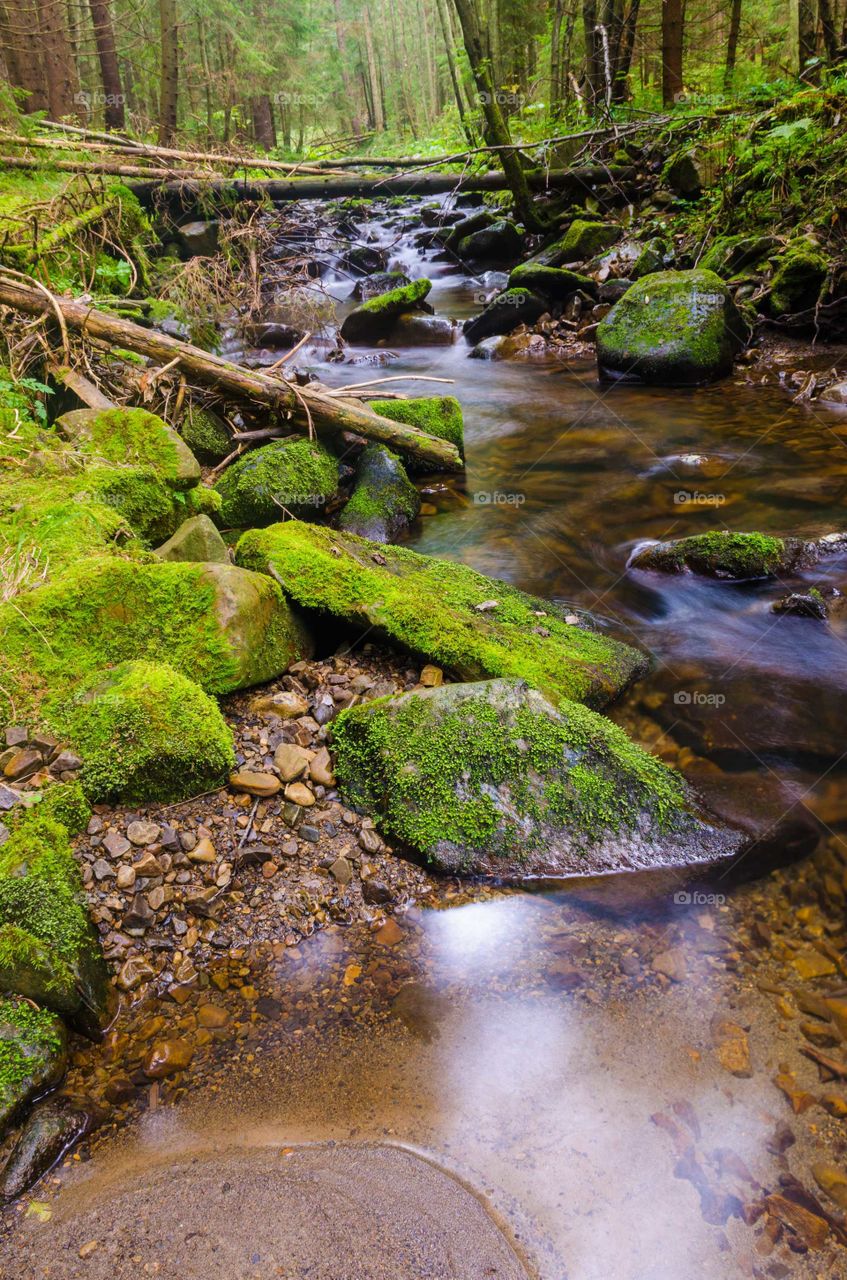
[{"x1": 9, "y1": 200, "x2": 847, "y2": 1279}]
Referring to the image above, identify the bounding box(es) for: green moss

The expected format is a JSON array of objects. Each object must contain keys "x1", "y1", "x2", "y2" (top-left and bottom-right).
[
  {"x1": 11, "y1": 781, "x2": 91, "y2": 837},
  {"x1": 0, "y1": 997, "x2": 66, "y2": 1134},
  {"x1": 57, "y1": 407, "x2": 200, "y2": 491},
  {"x1": 699, "y1": 234, "x2": 775, "y2": 278},
  {"x1": 596, "y1": 269, "x2": 748, "y2": 385},
  {"x1": 54, "y1": 660, "x2": 235, "y2": 804},
  {"x1": 369, "y1": 396, "x2": 465, "y2": 458},
  {"x1": 632, "y1": 531, "x2": 786, "y2": 578},
  {"x1": 332, "y1": 681, "x2": 685, "y2": 865},
  {"x1": 235, "y1": 521, "x2": 647, "y2": 710},
  {"x1": 180, "y1": 406, "x2": 232, "y2": 463},
  {"x1": 507, "y1": 263, "x2": 594, "y2": 298},
  {"x1": 769, "y1": 244, "x2": 828, "y2": 317},
  {"x1": 555, "y1": 220, "x2": 620, "y2": 261},
  {"x1": 338, "y1": 444, "x2": 420, "y2": 542},
  {"x1": 340, "y1": 278, "x2": 432, "y2": 341},
  {"x1": 214, "y1": 437, "x2": 339, "y2": 528}
]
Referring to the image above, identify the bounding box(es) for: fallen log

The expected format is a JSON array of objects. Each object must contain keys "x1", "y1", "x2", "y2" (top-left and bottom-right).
[
  {"x1": 0, "y1": 155, "x2": 212, "y2": 181},
  {"x1": 0, "y1": 276, "x2": 462, "y2": 472},
  {"x1": 129, "y1": 164, "x2": 636, "y2": 207}
]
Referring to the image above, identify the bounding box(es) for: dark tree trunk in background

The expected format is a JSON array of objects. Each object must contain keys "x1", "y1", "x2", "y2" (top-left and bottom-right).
[
  {"x1": 36, "y1": 0, "x2": 79, "y2": 118},
  {"x1": 451, "y1": 0, "x2": 542, "y2": 229},
  {"x1": 818, "y1": 0, "x2": 839, "y2": 59},
  {"x1": 661, "y1": 0, "x2": 683, "y2": 104},
  {"x1": 798, "y1": 0, "x2": 816, "y2": 74},
  {"x1": 582, "y1": 0, "x2": 602, "y2": 107},
  {"x1": 88, "y1": 0, "x2": 125, "y2": 129},
  {"x1": 550, "y1": 0, "x2": 565, "y2": 115},
  {"x1": 158, "y1": 0, "x2": 179, "y2": 143},
  {"x1": 723, "y1": 0, "x2": 742, "y2": 90},
  {"x1": 332, "y1": 0, "x2": 364, "y2": 135},
  {"x1": 252, "y1": 94, "x2": 275, "y2": 149},
  {"x1": 613, "y1": 0, "x2": 640, "y2": 100},
  {"x1": 0, "y1": 0, "x2": 48, "y2": 113},
  {"x1": 362, "y1": 5, "x2": 385, "y2": 133},
  {"x1": 436, "y1": 0, "x2": 473, "y2": 141}
]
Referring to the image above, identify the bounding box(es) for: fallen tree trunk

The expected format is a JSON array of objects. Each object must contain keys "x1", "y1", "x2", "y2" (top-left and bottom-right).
[
  {"x1": 129, "y1": 164, "x2": 636, "y2": 207},
  {"x1": 0, "y1": 155, "x2": 211, "y2": 181},
  {"x1": 0, "y1": 276, "x2": 462, "y2": 472}
]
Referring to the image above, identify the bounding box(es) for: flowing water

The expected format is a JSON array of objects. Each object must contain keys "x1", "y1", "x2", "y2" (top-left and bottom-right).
[{"x1": 9, "y1": 199, "x2": 847, "y2": 1279}]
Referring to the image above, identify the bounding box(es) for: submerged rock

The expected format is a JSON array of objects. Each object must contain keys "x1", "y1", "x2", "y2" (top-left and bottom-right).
[
  {"x1": 57, "y1": 407, "x2": 201, "y2": 492},
  {"x1": 338, "y1": 444, "x2": 420, "y2": 543},
  {"x1": 772, "y1": 590, "x2": 829, "y2": 620},
  {"x1": 214, "y1": 437, "x2": 339, "y2": 527},
  {"x1": 630, "y1": 531, "x2": 847, "y2": 580},
  {"x1": 340, "y1": 279, "x2": 432, "y2": 342},
  {"x1": 154, "y1": 514, "x2": 229, "y2": 564},
  {"x1": 597, "y1": 269, "x2": 748, "y2": 385},
  {"x1": 463, "y1": 288, "x2": 547, "y2": 344},
  {"x1": 0, "y1": 1000, "x2": 67, "y2": 1138},
  {"x1": 332, "y1": 678, "x2": 740, "y2": 878},
  {"x1": 0, "y1": 1099, "x2": 98, "y2": 1202},
  {"x1": 236, "y1": 521, "x2": 648, "y2": 710},
  {"x1": 391, "y1": 313, "x2": 456, "y2": 344},
  {"x1": 57, "y1": 660, "x2": 235, "y2": 804}
]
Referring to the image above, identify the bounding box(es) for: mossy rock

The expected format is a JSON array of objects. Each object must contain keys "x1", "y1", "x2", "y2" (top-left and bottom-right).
[
  {"x1": 0, "y1": 816, "x2": 110, "y2": 1037},
  {"x1": 769, "y1": 245, "x2": 829, "y2": 317},
  {"x1": 555, "y1": 220, "x2": 621, "y2": 262},
  {"x1": 56, "y1": 408, "x2": 200, "y2": 491},
  {"x1": 180, "y1": 407, "x2": 232, "y2": 464},
  {"x1": 700, "y1": 234, "x2": 778, "y2": 279},
  {"x1": 456, "y1": 219, "x2": 522, "y2": 261},
  {"x1": 630, "y1": 530, "x2": 847, "y2": 580},
  {"x1": 444, "y1": 210, "x2": 497, "y2": 250},
  {"x1": 155, "y1": 514, "x2": 229, "y2": 563},
  {"x1": 507, "y1": 263, "x2": 595, "y2": 300},
  {"x1": 0, "y1": 557, "x2": 313, "y2": 719},
  {"x1": 56, "y1": 660, "x2": 235, "y2": 805},
  {"x1": 631, "y1": 239, "x2": 667, "y2": 280},
  {"x1": 463, "y1": 289, "x2": 548, "y2": 345},
  {"x1": 340, "y1": 278, "x2": 432, "y2": 342},
  {"x1": 332, "y1": 678, "x2": 740, "y2": 877},
  {"x1": 214, "y1": 437, "x2": 339, "y2": 528},
  {"x1": 596, "y1": 269, "x2": 749, "y2": 385},
  {"x1": 368, "y1": 396, "x2": 464, "y2": 464},
  {"x1": 351, "y1": 271, "x2": 411, "y2": 301},
  {"x1": 0, "y1": 999, "x2": 67, "y2": 1140},
  {"x1": 236, "y1": 521, "x2": 647, "y2": 710},
  {"x1": 338, "y1": 445, "x2": 420, "y2": 544}
]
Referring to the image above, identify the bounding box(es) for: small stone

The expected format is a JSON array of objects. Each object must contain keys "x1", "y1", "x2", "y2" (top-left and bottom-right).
[
  {"x1": 285, "y1": 781, "x2": 315, "y2": 807},
  {"x1": 820, "y1": 1092, "x2": 847, "y2": 1118},
  {"x1": 49, "y1": 750, "x2": 82, "y2": 773},
  {"x1": 147, "y1": 885, "x2": 166, "y2": 911},
  {"x1": 229, "y1": 770, "x2": 282, "y2": 797},
  {"x1": 3, "y1": 748, "x2": 41, "y2": 780},
  {"x1": 102, "y1": 832, "x2": 131, "y2": 859},
  {"x1": 375, "y1": 918, "x2": 404, "y2": 946},
  {"x1": 92, "y1": 859, "x2": 114, "y2": 881},
  {"x1": 132, "y1": 851, "x2": 162, "y2": 877},
  {"x1": 420, "y1": 664, "x2": 443, "y2": 687},
  {"x1": 710, "y1": 1014, "x2": 752, "y2": 1077},
  {"x1": 329, "y1": 856, "x2": 352, "y2": 885},
  {"x1": 117, "y1": 956, "x2": 157, "y2": 991},
  {"x1": 474, "y1": 599, "x2": 499, "y2": 612},
  {"x1": 811, "y1": 1162, "x2": 847, "y2": 1210},
  {"x1": 359, "y1": 827, "x2": 382, "y2": 854},
  {"x1": 197, "y1": 1003, "x2": 229, "y2": 1029},
  {"x1": 87, "y1": 816, "x2": 103, "y2": 835},
  {"x1": 124, "y1": 893, "x2": 155, "y2": 931},
  {"x1": 652, "y1": 948, "x2": 686, "y2": 982},
  {"x1": 792, "y1": 949, "x2": 837, "y2": 980},
  {"x1": 116, "y1": 865, "x2": 136, "y2": 891},
  {"x1": 299, "y1": 824, "x2": 320, "y2": 843},
  {"x1": 78, "y1": 1241, "x2": 99, "y2": 1260},
  {"x1": 764, "y1": 1194, "x2": 829, "y2": 1251},
  {"x1": 127, "y1": 820, "x2": 162, "y2": 846},
  {"x1": 0, "y1": 784, "x2": 21, "y2": 811},
  {"x1": 313, "y1": 702, "x2": 335, "y2": 726},
  {"x1": 362, "y1": 878, "x2": 392, "y2": 904},
  {"x1": 187, "y1": 837, "x2": 217, "y2": 864},
  {"x1": 143, "y1": 1038, "x2": 194, "y2": 1079},
  {"x1": 261, "y1": 860, "x2": 278, "y2": 879},
  {"x1": 4, "y1": 726, "x2": 27, "y2": 748},
  {"x1": 250, "y1": 691, "x2": 309, "y2": 719},
  {"x1": 309, "y1": 747, "x2": 336, "y2": 787},
  {"x1": 273, "y1": 743, "x2": 310, "y2": 782}
]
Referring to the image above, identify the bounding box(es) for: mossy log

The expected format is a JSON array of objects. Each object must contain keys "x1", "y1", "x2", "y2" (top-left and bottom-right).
[{"x1": 0, "y1": 278, "x2": 462, "y2": 472}]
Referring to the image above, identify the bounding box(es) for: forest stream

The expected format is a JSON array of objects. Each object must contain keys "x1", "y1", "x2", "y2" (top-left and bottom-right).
[{"x1": 2, "y1": 196, "x2": 847, "y2": 1280}]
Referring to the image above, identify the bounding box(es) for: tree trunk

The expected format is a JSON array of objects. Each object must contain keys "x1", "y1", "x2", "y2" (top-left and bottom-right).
[
  {"x1": 550, "y1": 0, "x2": 565, "y2": 116},
  {"x1": 451, "y1": 0, "x2": 542, "y2": 229},
  {"x1": 362, "y1": 5, "x2": 385, "y2": 133},
  {"x1": 435, "y1": 0, "x2": 473, "y2": 141},
  {"x1": 0, "y1": 0, "x2": 48, "y2": 113},
  {"x1": 87, "y1": 0, "x2": 125, "y2": 129},
  {"x1": 158, "y1": 0, "x2": 179, "y2": 145},
  {"x1": 582, "y1": 0, "x2": 602, "y2": 108},
  {"x1": 723, "y1": 0, "x2": 742, "y2": 90},
  {"x1": 819, "y1": 0, "x2": 839, "y2": 59},
  {"x1": 332, "y1": 0, "x2": 365, "y2": 135},
  {"x1": 661, "y1": 0, "x2": 683, "y2": 104},
  {"x1": 251, "y1": 94, "x2": 275, "y2": 150},
  {"x1": 36, "y1": 0, "x2": 79, "y2": 118},
  {"x1": 612, "y1": 0, "x2": 640, "y2": 100}
]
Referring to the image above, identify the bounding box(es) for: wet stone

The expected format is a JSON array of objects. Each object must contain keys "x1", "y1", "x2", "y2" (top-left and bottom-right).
[{"x1": 127, "y1": 820, "x2": 162, "y2": 846}]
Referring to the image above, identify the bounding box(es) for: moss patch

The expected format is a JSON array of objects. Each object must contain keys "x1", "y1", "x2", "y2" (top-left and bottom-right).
[
  {"x1": 368, "y1": 396, "x2": 465, "y2": 460},
  {"x1": 769, "y1": 245, "x2": 828, "y2": 317},
  {"x1": 340, "y1": 278, "x2": 432, "y2": 342},
  {"x1": 338, "y1": 444, "x2": 420, "y2": 543},
  {"x1": 54, "y1": 660, "x2": 235, "y2": 804},
  {"x1": 214, "y1": 437, "x2": 339, "y2": 528},
  {"x1": 556, "y1": 220, "x2": 621, "y2": 261},
  {"x1": 0, "y1": 998, "x2": 67, "y2": 1139},
  {"x1": 236, "y1": 520, "x2": 647, "y2": 710},
  {"x1": 56, "y1": 407, "x2": 200, "y2": 491},
  {"x1": 180, "y1": 407, "x2": 232, "y2": 464},
  {"x1": 508, "y1": 263, "x2": 595, "y2": 299},
  {"x1": 631, "y1": 531, "x2": 786, "y2": 579}
]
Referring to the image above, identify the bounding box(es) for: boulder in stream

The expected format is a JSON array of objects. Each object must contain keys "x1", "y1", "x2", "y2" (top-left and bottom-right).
[
  {"x1": 236, "y1": 520, "x2": 648, "y2": 710},
  {"x1": 508, "y1": 263, "x2": 596, "y2": 300},
  {"x1": 351, "y1": 271, "x2": 411, "y2": 301},
  {"x1": 340, "y1": 278, "x2": 432, "y2": 342},
  {"x1": 179, "y1": 406, "x2": 232, "y2": 463},
  {"x1": 391, "y1": 313, "x2": 456, "y2": 344},
  {"x1": 596, "y1": 269, "x2": 749, "y2": 384},
  {"x1": 630, "y1": 530, "x2": 847, "y2": 580},
  {"x1": 214, "y1": 437, "x2": 339, "y2": 527},
  {"x1": 331, "y1": 678, "x2": 742, "y2": 878},
  {"x1": 0, "y1": 1000, "x2": 67, "y2": 1139},
  {"x1": 456, "y1": 219, "x2": 522, "y2": 262},
  {"x1": 463, "y1": 288, "x2": 548, "y2": 344},
  {"x1": 338, "y1": 444, "x2": 421, "y2": 544}
]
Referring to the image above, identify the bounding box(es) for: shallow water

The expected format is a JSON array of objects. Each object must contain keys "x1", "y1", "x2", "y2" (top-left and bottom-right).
[{"x1": 10, "y1": 198, "x2": 847, "y2": 1279}]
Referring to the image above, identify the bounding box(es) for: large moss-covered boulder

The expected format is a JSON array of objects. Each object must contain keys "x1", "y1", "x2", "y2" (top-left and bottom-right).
[
  {"x1": 338, "y1": 445, "x2": 420, "y2": 544},
  {"x1": 630, "y1": 530, "x2": 847, "y2": 580},
  {"x1": 56, "y1": 660, "x2": 235, "y2": 805},
  {"x1": 0, "y1": 1000, "x2": 67, "y2": 1138},
  {"x1": 332, "y1": 679, "x2": 740, "y2": 877},
  {"x1": 463, "y1": 289, "x2": 548, "y2": 344},
  {"x1": 214, "y1": 437, "x2": 339, "y2": 528},
  {"x1": 596, "y1": 269, "x2": 748, "y2": 385},
  {"x1": 179, "y1": 407, "x2": 232, "y2": 464},
  {"x1": 0, "y1": 817, "x2": 110, "y2": 1037},
  {"x1": 769, "y1": 244, "x2": 828, "y2": 317},
  {"x1": 155, "y1": 514, "x2": 229, "y2": 563},
  {"x1": 457, "y1": 219, "x2": 522, "y2": 261},
  {"x1": 340, "y1": 278, "x2": 432, "y2": 342},
  {"x1": 236, "y1": 521, "x2": 647, "y2": 710},
  {"x1": 555, "y1": 219, "x2": 620, "y2": 262},
  {"x1": 56, "y1": 408, "x2": 201, "y2": 491},
  {"x1": 0, "y1": 557, "x2": 313, "y2": 717},
  {"x1": 368, "y1": 396, "x2": 464, "y2": 464},
  {"x1": 508, "y1": 263, "x2": 595, "y2": 300}
]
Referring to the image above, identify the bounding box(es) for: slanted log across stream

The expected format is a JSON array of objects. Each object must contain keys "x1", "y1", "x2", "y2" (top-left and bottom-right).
[{"x1": 0, "y1": 278, "x2": 463, "y2": 473}]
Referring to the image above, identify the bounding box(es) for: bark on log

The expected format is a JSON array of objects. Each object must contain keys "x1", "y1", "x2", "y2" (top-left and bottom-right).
[
  {"x1": 0, "y1": 278, "x2": 462, "y2": 472},
  {"x1": 129, "y1": 164, "x2": 636, "y2": 207}
]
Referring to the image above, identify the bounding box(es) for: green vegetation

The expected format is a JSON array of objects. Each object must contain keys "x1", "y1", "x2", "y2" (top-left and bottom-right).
[
  {"x1": 214, "y1": 437, "x2": 339, "y2": 528},
  {"x1": 340, "y1": 279, "x2": 432, "y2": 342},
  {"x1": 0, "y1": 998, "x2": 67, "y2": 1137},
  {"x1": 369, "y1": 396, "x2": 465, "y2": 460},
  {"x1": 57, "y1": 407, "x2": 200, "y2": 491},
  {"x1": 555, "y1": 221, "x2": 621, "y2": 262},
  {"x1": 631, "y1": 531, "x2": 787, "y2": 578},
  {"x1": 56, "y1": 660, "x2": 235, "y2": 804},
  {"x1": 338, "y1": 444, "x2": 421, "y2": 542},
  {"x1": 236, "y1": 520, "x2": 647, "y2": 710},
  {"x1": 180, "y1": 407, "x2": 232, "y2": 464}
]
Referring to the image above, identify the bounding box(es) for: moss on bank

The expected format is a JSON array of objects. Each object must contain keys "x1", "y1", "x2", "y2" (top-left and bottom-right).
[{"x1": 368, "y1": 395, "x2": 465, "y2": 459}]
